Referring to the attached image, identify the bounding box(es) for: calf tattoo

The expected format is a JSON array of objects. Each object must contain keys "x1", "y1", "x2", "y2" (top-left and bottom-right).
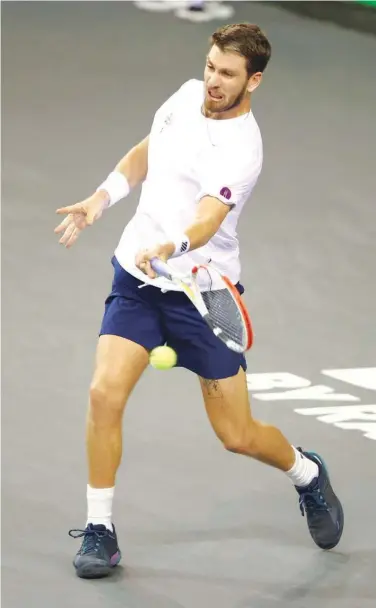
[{"x1": 202, "y1": 378, "x2": 223, "y2": 399}]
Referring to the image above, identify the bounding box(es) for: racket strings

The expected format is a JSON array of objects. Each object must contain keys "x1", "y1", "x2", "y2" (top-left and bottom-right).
[{"x1": 202, "y1": 288, "x2": 246, "y2": 348}]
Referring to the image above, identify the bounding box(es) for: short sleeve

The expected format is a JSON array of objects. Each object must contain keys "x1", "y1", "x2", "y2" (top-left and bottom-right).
[
  {"x1": 197, "y1": 145, "x2": 263, "y2": 207},
  {"x1": 151, "y1": 80, "x2": 197, "y2": 133}
]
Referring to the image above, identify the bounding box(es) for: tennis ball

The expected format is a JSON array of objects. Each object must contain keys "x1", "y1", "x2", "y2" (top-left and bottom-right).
[{"x1": 149, "y1": 345, "x2": 177, "y2": 370}]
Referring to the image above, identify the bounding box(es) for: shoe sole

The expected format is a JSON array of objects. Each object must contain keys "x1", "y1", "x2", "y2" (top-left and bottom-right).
[
  {"x1": 305, "y1": 451, "x2": 345, "y2": 550},
  {"x1": 74, "y1": 553, "x2": 122, "y2": 579}
]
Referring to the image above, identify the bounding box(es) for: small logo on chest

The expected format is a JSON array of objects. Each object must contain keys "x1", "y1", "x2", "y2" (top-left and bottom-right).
[{"x1": 160, "y1": 113, "x2": 173, "y2": 132}]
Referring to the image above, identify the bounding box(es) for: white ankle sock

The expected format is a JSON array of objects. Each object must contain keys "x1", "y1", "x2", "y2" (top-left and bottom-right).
[
  {"x1": 86, "y1": 485, "x2": 114, "y2": 532},
  {"x1": 285, "y1": 447, "x2": 319, "y2": 488}
]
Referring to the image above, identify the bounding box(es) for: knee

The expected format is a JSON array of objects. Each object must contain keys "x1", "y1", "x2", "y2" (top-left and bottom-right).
[
  {"x1": 222, "y1": 424, "x2": 259, "y2": 456},
  {"x1": 89, "y1": 375, "x2": 126, "y2": 425}
]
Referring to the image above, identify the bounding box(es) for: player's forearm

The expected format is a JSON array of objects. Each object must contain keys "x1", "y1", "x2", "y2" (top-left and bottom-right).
[
  {"x1": 96, "y1": 136, "x2": 149, "y2": 207},
  {"x1": 184, "y1": 216, "x2": 219, "y2": 250},
  {"x1": 162, "y1": 216, "x2": 219, "y2": 260},
  {"x1": 181, "y1": 196, "x2": 229, "y2": 251},
  {"x1": 114, "y1": 136, "x2": 149, "y2": 189},
  {"x1": 163, "y1": 198, "x2": 228, "y2": 258}
]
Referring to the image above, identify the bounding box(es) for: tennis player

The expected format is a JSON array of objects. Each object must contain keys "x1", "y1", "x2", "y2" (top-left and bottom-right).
[{"x1": 55, "y1": 24, "x2": 344, "y2": 579}]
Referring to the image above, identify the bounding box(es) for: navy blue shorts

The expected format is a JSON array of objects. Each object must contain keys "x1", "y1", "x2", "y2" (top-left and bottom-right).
[{"x1": 99, "y1": 256, "x2": 247, "y2": 379}]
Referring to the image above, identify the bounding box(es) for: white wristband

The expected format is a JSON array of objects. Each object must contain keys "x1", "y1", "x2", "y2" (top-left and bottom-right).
[
  {"x1": 96, "y1": 171, "x2": 130, "y2": 207},
  {"x1": 170, "y1": 234, "x2": 191, "y2": 258}
]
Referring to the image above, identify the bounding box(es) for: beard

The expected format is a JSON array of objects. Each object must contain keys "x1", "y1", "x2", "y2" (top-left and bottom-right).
[{"x1": 203, "y1": 80, "x2": 249, "y2": 116}]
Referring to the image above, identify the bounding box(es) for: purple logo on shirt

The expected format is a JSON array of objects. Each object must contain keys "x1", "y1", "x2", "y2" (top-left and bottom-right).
[{"x1": 220, "y1": 187, "x2": 232, "y2": 200}]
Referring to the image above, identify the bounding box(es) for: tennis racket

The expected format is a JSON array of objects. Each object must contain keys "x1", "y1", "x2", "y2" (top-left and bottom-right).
[{"x1": 150, "y1": 258, "x2": 254, "y2": 353}]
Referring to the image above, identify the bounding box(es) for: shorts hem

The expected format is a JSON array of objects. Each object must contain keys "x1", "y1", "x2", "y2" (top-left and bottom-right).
[
  {"x1": 177, "y1": 359, "x2": 247, "y2": 379},
  {"x1": 98, "y1": 331, "x2": 162, "y2": 352}
]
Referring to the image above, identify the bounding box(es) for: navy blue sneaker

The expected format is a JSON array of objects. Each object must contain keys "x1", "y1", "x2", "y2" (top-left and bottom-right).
[
  {"x1": 296, "y1": 449, "x2": 344, "y2": 550},
  {"x1": 69, "y1": 523, "x2": 122, "y2": 578}
]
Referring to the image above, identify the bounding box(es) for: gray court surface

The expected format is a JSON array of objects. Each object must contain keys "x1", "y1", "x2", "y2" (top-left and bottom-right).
[{"x1": 2, "y1": 2, "x2": 376, "y2": 607}]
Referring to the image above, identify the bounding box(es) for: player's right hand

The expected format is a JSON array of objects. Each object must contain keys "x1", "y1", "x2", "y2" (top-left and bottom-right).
[{"x1": 54, "y1": 193, "x2": 108, "y2": 248}]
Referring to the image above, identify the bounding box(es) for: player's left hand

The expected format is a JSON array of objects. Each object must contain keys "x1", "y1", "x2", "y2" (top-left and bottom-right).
[{"x1": 135, "y1": 243, "x2": 175, "y2": 279}]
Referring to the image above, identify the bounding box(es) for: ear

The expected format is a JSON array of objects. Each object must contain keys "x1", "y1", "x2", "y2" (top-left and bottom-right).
[{"x1": 247, "y1": 72, "x2": 263, "y2": 94}]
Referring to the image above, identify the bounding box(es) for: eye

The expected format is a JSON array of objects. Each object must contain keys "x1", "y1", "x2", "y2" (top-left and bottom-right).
[{"x1": 206, "y1": 63, "x2": 214, "y2": 71}]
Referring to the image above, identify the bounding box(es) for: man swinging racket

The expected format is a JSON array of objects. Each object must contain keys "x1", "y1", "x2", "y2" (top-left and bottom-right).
[{"x1": 55, "y1": 23, "x2": 344, "y2": 579}]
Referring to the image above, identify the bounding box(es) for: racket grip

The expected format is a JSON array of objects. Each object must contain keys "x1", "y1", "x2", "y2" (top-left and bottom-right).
[{"x1": 150, "y1": 257, "x2": 173, "y2": 280}]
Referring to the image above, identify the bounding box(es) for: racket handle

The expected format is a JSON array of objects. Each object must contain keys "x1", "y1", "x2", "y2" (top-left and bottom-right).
[{"x1": 150, "y1": 257, "x2": 173, "y2": 280}]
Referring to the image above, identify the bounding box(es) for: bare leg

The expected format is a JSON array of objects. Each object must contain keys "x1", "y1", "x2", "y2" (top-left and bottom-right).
[
  {"x1": 199, "y1": 367, "x2": 295, "y2": 471},
  {"x1": 199, "y1": 366, "x2": 344, "y2": 552},
  {"x1": 87, "y1": 334, "x2": 150, "y2": 488}
]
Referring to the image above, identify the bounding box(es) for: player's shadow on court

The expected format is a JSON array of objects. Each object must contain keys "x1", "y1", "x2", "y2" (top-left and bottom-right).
[
  {"x1": 115, "y1": 550, "x2": 373, "y2": 605},
  {"x1": 81, "y1": 565, "x2": 188, "y2": 608},
  {"x1": 126, "y1": 521, "x2": 310, "y2": 549},
  {"x1": 237, "y1": 550, "x2": 375, "y2": 606}
]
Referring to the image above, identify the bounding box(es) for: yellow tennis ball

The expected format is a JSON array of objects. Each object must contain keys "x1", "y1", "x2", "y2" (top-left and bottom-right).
[{"x1": 149, "y1": 345, "x2": 177, "y2": 370}]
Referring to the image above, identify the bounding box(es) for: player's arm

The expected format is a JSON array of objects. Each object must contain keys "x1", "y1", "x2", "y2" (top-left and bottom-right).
[
  {"x1": 54, "y1": 136, "x2": 149, "y2": 248},
  {"x1": 97, "y1": 135, "x2": 150, "y2": 207},
  {"x1": 161, "y1": 160, "x2": 257, "y2": 258},
  {"x1": 172, "y1": 149, "x2": 261, "y2": 256},
  {"x1": 186, "y1": 195, "x2": 232, "y2": 248},
  {"x1": 135, "y1": 195, "x2": 231, "y2": 276},
  {"x1": 116, "y1": 134, "x2": 150, "y2": 188},
  {"x1": 168, "y1": 195, "x2": 231, "y2": 256},
  {"x1": 136, "y1": 147, "x2": 261, "y2": 275}
]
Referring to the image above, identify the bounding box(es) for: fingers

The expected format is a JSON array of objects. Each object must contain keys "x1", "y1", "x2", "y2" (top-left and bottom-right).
[
  {"x1": 54, "y1": 205, "x2": 88, "y2": 240},
  {"x1": 55, "y1": 203, "x2": 85, "y2": 215},
  {"x1": 54, "y1": 214, "x2": 73, "y2": 235},
  {"x1": 55, "y1": 214, "x2": 83, "y2": 248},
  {"x1": 58, "y1": 221, "x2": 78, "y2": 247},
  {"x1": 135, "y1": 245, "x2": 174, "y2": 279},
  {"x1": 139, "y1": 260, "x2": 157, "y2": 279},
  {"x1": 64, "y1": 226, "x2": 81, "y2": 249},
  {"x1": 143, "y1": 260, "x2": 157, "y2": 279},
  {"x1": 135, "y1": 251, "x2": 157, "y2": 278},
  {"x1": 54, "y1": 198, "x2": 103, "y2": 250}
]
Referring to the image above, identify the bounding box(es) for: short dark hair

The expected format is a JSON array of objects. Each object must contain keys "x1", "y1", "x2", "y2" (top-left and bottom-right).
[{"x1": 210, "y1": 23, "x2": 272, "y2": 76}]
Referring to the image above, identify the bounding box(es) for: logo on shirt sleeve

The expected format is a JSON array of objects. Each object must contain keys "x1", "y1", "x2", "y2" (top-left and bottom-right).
[{"x1": 220, "y1": 187, "x2": 232, "y2": 200}]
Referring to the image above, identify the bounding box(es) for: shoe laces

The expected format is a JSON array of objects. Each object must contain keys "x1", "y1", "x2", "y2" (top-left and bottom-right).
[
  {"x1": 68, "y1": 526, "x2": 112, "y2": 554},
  {"x1": 299, "y1": 487, "x2": 328, "y2": 517}
]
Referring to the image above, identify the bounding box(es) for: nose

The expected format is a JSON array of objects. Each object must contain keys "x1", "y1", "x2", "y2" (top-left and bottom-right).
[{"x1": 207, "y1": 74, "x2": 221, "y2": 88}]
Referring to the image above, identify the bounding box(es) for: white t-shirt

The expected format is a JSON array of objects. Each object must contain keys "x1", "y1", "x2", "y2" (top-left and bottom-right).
[{"x1": 114, "y1": 79, "x2": 263, "y2": 291}]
